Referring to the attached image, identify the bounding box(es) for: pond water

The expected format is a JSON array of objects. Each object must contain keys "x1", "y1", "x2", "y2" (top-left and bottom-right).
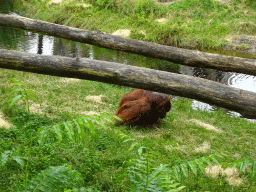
[{"x1": 1, "y1": 2, "x2": 256, "y2": 121}]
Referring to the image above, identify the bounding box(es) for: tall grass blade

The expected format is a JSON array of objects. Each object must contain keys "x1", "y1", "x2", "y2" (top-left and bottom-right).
[
  {"x1": 251, "y1": 160, "x2": 256, "y2": 177},
  {"x1": 123, "y1": 138, "x2": 135, "y2": 143}
]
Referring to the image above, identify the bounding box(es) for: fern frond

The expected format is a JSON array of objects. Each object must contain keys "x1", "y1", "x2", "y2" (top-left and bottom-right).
[
  {"x1": 38, "y1": 126, "x2": 49, "y2": 145},
  {"x1": 160, "y1": 167, "x2": 185, "y2": 192},
  {"x1": 53, "y1": 124, "x2": 63, "y2": 143},
  {"x1": 91, "y1": 114, "x2": 106, "y2": 129},
  {"x1": 83, "y1": 116, "x2": 95, "y2": 137},
  {"x1": 23, "y1": 165, "x2": 83, "y2": 191},
  {"x1": 0, "y1": 150, "x2": 25, "y2": 168},
  {"x1": 226, "y1": 158, "x2": 256, "y2": 177},
  {"x1": 63, "y1": 121, "x2": 75, "y2": 142},
  {"x1": 73, "y1": 117, "x2": 86, "y2": 142},
  {"x1": 1, "y1": 151, "x2": 11, "y2": 167},
  {"x1": 172, "y1": 153, "x2": 226, "y2": 181},
  {"x1": 37, "y1": 114, "x2": 116, "y2": 145}
]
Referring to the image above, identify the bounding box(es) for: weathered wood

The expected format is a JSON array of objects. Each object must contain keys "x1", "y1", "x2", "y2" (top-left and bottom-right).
[
  {"x1": 1, "y1": 49, "x2": 256, "y2": 119},
  {"x1": 0, "y1": 13, "x2": 256, "y2": 76}
]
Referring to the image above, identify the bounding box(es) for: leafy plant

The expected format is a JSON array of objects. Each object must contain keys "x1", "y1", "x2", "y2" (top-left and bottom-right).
[
  {"x1": 121, "y1": 134, "x2": 185, "y2": 191},
  {"x1": 21, "y1": 165, "x2": 83, "y2": 192},
  {"x1": 7, "y1": 78, "x2": 38, "y2": 189},
  {"x1": 8, "y1": 78, "x2": 38, "y2": 111},
  {"x1": 1, "y1": 150, "x2": 26, "y2": 169},
  {"x1": 121, "y1": 134, "x2": 250, "y2": 191},
  {"x1": 127, "y1": 148, "x2": 185, "y2": 192},
  {"x1": 38, "y1": 113, "x2": 116, "y2": 145}
]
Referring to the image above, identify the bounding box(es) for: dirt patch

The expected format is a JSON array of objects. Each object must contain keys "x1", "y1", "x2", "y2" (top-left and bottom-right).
[
  {"x1": 134, "y1": 128, "x2": 170, "y2": 139},
  {"x1": 59, "y1": 78, "x2": 81, "y2": 83},
  {"x1": 112, "y1": 29, "x2": 131, "y2": 38},
  {"x1": 190, "y1": 119, "x2": 223, "y2": 133},
  {"x1": 194, "y1": 141, "x2": 211, "y2": 153},
  {"x1": 80, "y1": 111, "x2": 100, "y2": 116},
  {"x1": 75, "y1": 3, "x2": 92, "y2": 8},
  {"x1": 0, "y1": 112, "x2": 13, "y2": 129},
  {"x1": 226, "y1": 35, "x2": 256, "y2": 55},
  {"x1": 205, "y1": 165, "x2": 243, "y2": 186},
  {"x1": 29, "y1": 103, "x2": 44, "y2": 114},
  {"x1": 214, "y1": 0, "x2": 231, "y2": 3},
  {"x1": 156, "y1": 18, "x2": 168, "y2": 23},
  {"x1": 156, "y1": 0, "x2": 231, "y2": 4},
  {"x1": 85, "y1": 95, "x2": 105, "y2": 104},
  {"x1": 165, "y1": 144, "x2": 188, "y2": 153},
  {"x1": 48, "y1": 0, "x2": 63, "y2": 4},
  {"x1": 47, "y1": 0, "x2": 92, "y2": 7},
  {"x1": 155, "y1": 0, "x2": 178, "y2": 5}
]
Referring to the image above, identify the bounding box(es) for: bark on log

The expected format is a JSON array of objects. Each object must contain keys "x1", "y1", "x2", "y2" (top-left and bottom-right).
[
  {"x1": 1, "y1": 49, "x2": 256, "y2": 119},
  {"x1": 0, "y1": 13, "x2": 256, "y2": 76}
]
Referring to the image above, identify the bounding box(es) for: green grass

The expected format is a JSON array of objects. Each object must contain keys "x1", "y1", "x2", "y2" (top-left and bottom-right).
[
  {"x1": 17, "y1": 0, "x2": 256, "y2": 53},
  {"x1": 0, "y1": 69, "x2": 256, "y2": 191}
]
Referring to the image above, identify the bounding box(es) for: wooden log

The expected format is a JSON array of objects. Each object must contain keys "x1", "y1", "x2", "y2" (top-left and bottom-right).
[
  {"x1": 0, "y1": 13, "x2": 256, "y2": 76},
  {"x1": 0, "y1": 49, "x2": 256, "y2": 119}
]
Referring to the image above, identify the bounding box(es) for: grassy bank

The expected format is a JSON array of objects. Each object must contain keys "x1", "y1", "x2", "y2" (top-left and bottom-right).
[
  {"x1": 17, "y1": 0, "x2": 256, "y2": 55},
  {"x1": 0, "y1": 0, "x2": 256, "y2": 191}
]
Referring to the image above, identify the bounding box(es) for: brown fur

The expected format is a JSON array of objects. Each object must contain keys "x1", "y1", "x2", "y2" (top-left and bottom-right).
[{"x1": 116, "y1": 89, "x2": 171, "y2": 126}]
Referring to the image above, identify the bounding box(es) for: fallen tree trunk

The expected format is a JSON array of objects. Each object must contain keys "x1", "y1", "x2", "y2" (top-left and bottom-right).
[
  {"x1": 1, "y1": 49, "x2": 256, "y2": 119},
  {"x1": 0, "y1": 13, "x2": 256, "y2": 76}
]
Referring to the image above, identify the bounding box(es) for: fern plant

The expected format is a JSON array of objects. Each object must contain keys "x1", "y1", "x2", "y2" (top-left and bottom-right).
[
  {"x1": 121, "y1": 134, "x2": 185, "y2": 191},
  {"x1": 121, "y1": 133, "x2": 252, "y2": 191},
  {"x1": 171, "y1": 153, "x2": 226, "y2": 181},
  {"x1": 20, "y1": 165, "x2": 83, "y2": 192},
  {"x1": 122, "y1": 132, "x2": 256, "y2": 191},
  {"x1": 1, "y1": 150, "x2": 26, "y2": 169},
  {"x1": 126, "y1": 148, "x2": 185, "y2": 192},
  {"x1": 38, "y1": 113, "x2": 116, "y2": 145}
]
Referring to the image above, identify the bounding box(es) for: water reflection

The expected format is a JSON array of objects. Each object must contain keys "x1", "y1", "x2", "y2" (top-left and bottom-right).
[
  {"x1": 179, "y1": 65, "x2": 256, "y2": 121},
  {"x1": 16, "y1": 32, "x2": 54, "y2": 55},
  {"x1": 1, "y1": 30, "x2": 255, "y2": 121}
]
